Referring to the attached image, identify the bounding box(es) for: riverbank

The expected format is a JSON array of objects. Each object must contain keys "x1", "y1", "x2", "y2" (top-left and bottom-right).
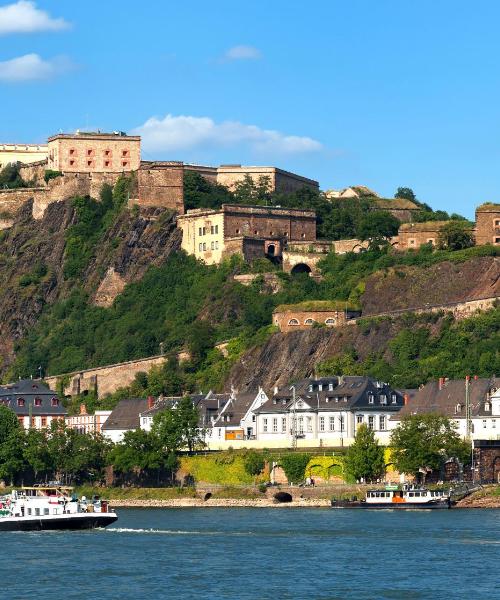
[
  {"x1": 79, "y1": 484, "x2": 500, "y2": 509},
  {"x1": 455, "y1": 485, "x2": 500, "y2": 509}
]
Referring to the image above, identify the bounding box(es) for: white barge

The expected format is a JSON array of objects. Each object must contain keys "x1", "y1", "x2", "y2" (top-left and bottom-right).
[
  {"x1": 0, "y1": 485, "x2": 118, "y2": 531},
  {"x1": 331, "y1": 485, "x2": 453, "y2": 509}
]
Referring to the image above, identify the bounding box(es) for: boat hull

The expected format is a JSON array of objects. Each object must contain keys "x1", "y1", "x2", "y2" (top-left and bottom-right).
[
  {"x1": 0, "y1": 513, "x2": 118, "y2": 531},
  {"x1": 331, "y1": 500, "x2": 452, "y2": 509}
]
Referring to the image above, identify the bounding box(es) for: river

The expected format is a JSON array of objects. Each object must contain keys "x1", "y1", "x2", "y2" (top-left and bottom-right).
[{"x1": 1, "y1": 508, "x2": 499, "y2": 599}]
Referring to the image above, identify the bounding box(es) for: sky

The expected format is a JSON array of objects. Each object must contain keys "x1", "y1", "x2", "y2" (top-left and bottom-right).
[{"x1": 1, "y1": 1, "x2": 500, "y2": 218}]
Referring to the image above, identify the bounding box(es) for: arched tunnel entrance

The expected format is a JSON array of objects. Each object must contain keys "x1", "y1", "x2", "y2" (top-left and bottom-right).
[{"x1": 291, "y1": 263, "x2": 312, "y2": 275}]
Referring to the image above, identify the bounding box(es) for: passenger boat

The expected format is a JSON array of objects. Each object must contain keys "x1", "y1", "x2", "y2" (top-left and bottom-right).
[
  {"x1": 0, "y1": 485, "x2": 118, "y2": 531},
  {"x1": 331, "y1": 484, "x2": 453, "y2": 509}
]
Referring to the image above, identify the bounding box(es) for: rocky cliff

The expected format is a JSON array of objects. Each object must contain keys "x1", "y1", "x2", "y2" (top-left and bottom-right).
[{"x1": 0, "y1": 200, "x2": 180, "y2": 372}]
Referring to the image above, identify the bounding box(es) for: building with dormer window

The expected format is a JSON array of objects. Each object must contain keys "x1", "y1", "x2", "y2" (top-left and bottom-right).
[
  {"x1": 254, "y1": 376, "x2": 405, "y2": 446},
  {"x1": 0, "y1": 379, "x2": 66, "y2": 430}
]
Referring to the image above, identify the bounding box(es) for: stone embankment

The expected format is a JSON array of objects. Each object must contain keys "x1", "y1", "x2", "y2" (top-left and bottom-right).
[
  {"x1": 455, "y1": 486, "x2": 500, "y2": 509},
  {"x1": 109, "y1": 497, "x2": 331, "y2": 508}
]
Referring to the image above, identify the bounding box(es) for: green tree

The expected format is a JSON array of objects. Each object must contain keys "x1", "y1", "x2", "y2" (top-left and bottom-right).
[
  {"x1": 438, "y1": 221, "x2": 475, "y2": 251},
  {"x1": 152, "y1": 396, "x2": 203, "y2": 453},
  {"x1": 183, "y1": 170, "x2": 234, "y2": 210},
  {"x1": 0, "y1": 162, "x2": 27, "y2": 189},
  {"x1": 344, "y1": 424, "x2": 385, "y2": 482},
  {"x1": 390, "y1": 414, "x2": 471, "y2": 479},
  {"x1": 356, "y1": 211, "x2": 400, "y2": 249},
  {"x1": 0, "y1": 405, "x2": 20, "y2": 445},
  {"x1": 233, "y1": 174, "x2": 272, "y2": 205},
  {"x1": 243, "y1": 451, "x2": 265, "y2": 476},
  {"x1": 395, "y1": 187, "x2": 417, "y2": 202},
  {"x1": 280, "y1": 453, "x2": 310, "y2": 484},
  {"x1": 109, "y1": 429, "x2": 164, "y2": 473},
  {"x1": 0, "y1": 429, "x2": 26, "y2": 484}
]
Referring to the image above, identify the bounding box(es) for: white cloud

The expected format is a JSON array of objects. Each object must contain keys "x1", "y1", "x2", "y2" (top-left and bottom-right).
[
  {"x1": 132, "y1": 114, "x2": 323, "y2": 156},
  {"x1": 223, "y1": 45, "x2": 262, "y2": 61},
  {"x1": 0, "y1": 1, "x2": 70, "y2": 35},
  {"x1": 0, "y1": 53, "x2": 73, "y2": 82}
]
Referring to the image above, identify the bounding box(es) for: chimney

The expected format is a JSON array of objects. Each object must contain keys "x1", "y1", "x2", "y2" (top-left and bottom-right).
[
  {"x1": 147, "y1": 395, "x2": 155, "y2": 409},
  {"x1": 79, "y1": 403, "x2": 87, "y2": 415}
]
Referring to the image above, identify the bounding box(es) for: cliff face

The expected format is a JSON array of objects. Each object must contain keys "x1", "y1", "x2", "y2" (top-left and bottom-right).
[
  {"x1": 0, "y1": 200, "x2": 180, "y2": 372},
  {"x1": 360, "y1": 256, "x2": 499, "y2": 315},
  {"x1": 225, "y1": 316, "x2": 433, "y2": 392}
]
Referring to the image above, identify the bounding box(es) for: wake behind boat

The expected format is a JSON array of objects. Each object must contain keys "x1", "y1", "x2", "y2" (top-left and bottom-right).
[
  {"x1": 331, "y1": 484, "x2": 453, "y2": 509},
  {"x1": 0, "y1": 485, "x2": 118, "y2": 531}
]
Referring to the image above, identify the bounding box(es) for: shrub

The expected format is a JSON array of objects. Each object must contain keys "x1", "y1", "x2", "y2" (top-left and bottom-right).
[
  {"x1": 280, "y1": 453, "x2": 310, "y2": 484},
  {"x1": 243, "y1": 451, "x2": 265, "y2": 476}
]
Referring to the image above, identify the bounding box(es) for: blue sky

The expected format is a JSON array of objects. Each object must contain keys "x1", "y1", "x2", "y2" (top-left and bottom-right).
[{"x1": 1, "y1": 1, "x2": 500, "y2": 218}]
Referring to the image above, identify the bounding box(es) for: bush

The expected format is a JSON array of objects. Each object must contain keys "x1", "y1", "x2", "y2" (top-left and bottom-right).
[
  {"x1": 243, "y1": 451, "x2": 265, "y2": 476},
  {"x1": 44, "y1": 170, "x2": 63, "y2": 184},
  {"x1": 280, "y1": 453, "x2": 310, "y2": 484}
]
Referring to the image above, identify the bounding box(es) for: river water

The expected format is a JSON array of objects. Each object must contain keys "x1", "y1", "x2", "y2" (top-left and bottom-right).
[{"x1": 1, "y1": 508, "x2": 499, "y2": 599}]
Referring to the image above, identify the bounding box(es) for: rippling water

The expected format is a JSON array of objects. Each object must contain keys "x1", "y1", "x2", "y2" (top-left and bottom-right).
[{"x1": 1, "y1": 508, "x2": 499, "y2": 599}]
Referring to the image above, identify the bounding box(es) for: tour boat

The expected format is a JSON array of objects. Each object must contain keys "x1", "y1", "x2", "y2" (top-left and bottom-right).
[
  {"x1": 331, "y1": 485, "x2": 453, "y2": 509},
  {"x1": 0, "y1": 485, "x2": 118, "y2": 531}
]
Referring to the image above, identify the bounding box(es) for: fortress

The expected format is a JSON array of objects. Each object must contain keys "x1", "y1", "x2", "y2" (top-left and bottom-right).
[{"x1": 0, "y1": 130, "x2": 499, "y2": 268}]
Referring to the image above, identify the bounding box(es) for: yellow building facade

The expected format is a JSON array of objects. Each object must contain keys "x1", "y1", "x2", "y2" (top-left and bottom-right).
[{"x1": 0, "y1": 143, "x2": 48, "y2": 169}]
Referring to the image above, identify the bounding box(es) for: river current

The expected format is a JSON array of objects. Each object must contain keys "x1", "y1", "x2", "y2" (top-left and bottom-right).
[{"x1": 1, "y1": 507, "x2": 499, "y2": 599}]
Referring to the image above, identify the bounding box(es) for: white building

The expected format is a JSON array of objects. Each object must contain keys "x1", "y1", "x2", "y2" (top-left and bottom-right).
[
  {"x1": 391, "y1": 377, "x2": 499, "y2": 440},
  {"x1": 254, "y1": 376, "x2": 405, "y2": 446},
  {"x1": 65, "y1": 404, "x2": 112, "y2": 435}
]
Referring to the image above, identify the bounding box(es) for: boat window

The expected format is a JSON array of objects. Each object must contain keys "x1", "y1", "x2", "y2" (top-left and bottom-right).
[
  {"x1": 27, "y1": 508, "x2": 32, "y2": 515},
  {"x1": 53, "y1": 508, "x2": 59, "y2": 515},
  {"x1": 409, "y1": 492, "x2": 414, "y2": 497},
  {"x1": 35, "y1": 508, "x2": 40, "y2": 516},
  {"x1": 44, "y1": 508, "x2": 49, "y2": 515}
]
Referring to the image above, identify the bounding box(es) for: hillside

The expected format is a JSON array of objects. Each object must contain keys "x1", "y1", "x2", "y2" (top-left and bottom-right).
[{"x1": 0, "y1": 176, "x2": 498, "y2": 400}]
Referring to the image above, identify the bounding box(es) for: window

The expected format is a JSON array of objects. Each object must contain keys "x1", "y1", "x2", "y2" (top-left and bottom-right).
[
  {"x1": 44, "y1": 508, "x2": 49, "y2": 516},
  {"x1": 304, "y1": 319, "x2": 315, "y2": 325},
  {"x1": 17, "y1": 398, "x2": 25, "y2": 407},
  {"x1": 104, "y1": 160, "x2": 111, "y2": 167},
  {"x1": 339, "y1": 416, "x2": 345, "y2": 432},
  {"x1": 379, "y1": 395, "x2": 387, "y2": 405},
  {"x1": 493, "y1": 420, "x2": 496, "y2": 429},
  {"x1": 288, "y1": 319, "x2": 299, "y2": 326},
  {"x1": 380, "y1": 416, "x2": 386, "y2": 431},
  {"x1": 215, "y1": 241, "x2": 219, "y2": 250},
  {"x1": 254, "y1": 230, "x2": 259, "y2": 235},
  {"x1": 202, "y1": 243, "x2": 206, "y2": 251},
  {"x1": 483, "y1": 419, "x2": 487, "y2": 428},
  {"x1": 199, "y1": 227, "x2": 203, "y2": 236},
  {"x1": 272, "y1": 418, "x2": 278, "y2": 432},
  {"x1": 122, "y1": 150, "x2": 129, "y2": 157},
  {"x1": 391, "y1": 394, "x2": 397, "y2": 404},
  {"x1": 325, "y1": 318, "x2": 336, "y2": 326},
  {"x1": 282, "y1": 417, "x2": 287, "y2": 432},
  {"x1": 51, "y1": 398, "x2": 59, "y2": 407},
  {"x1": 86, "y1": 149, "x2": 93, "y2": 156},
  {"x1": 87, "y1": 160, "x2": 94, "y2": 167},
  {"x1": 368, "y1": 395, "x2": 374, "y2": 404},
  {"x1": 356, "y1": 415, "x2": 363, "y2": 424},
  {"x1": 69, "y1": 148, "x2": 76, "y2": 155},
  {"x1": 307, "y1": 417, "x2": 313, "y2": 432},
  {"x1": 199, "y1": 243, "x2": 203, "y2": 252},
  {"x1": 328, "y1": 383, "x2": 334, "y2": 391},
  {"x1": 211, "y1": 241, "x2": 215, "y2": 250},
  {"x1": 329, "y1": 416, "x2": 335, "y2": 431},
  {"x1": 343, "y1": 396, "x2": 348, "y2": 402},
  {"x1": 319, "y1": 416, "x2": 325, "y2": 432},
  {"x1": 235, "y1": 228, "x2": 240, "y2": 234},
  {"x1": 31, "y1": 417, "x2": 36, "y2": 427},
  {"x1": 368, "y1": 416, "x2": 375, "y2": 430},
  {"x1": 318, "y1": 384, "x2": 323, "y2": 392},
  {"x1": 104, "y1": 149, "x2": 111, "y2": 156},
  {"x1": 494, "y1": 219, "x2": 500, "y2": 227},
  {"x1": 409, "y1": 239, "x2": 416, "y2": 246},
  {"x1": 122, "y1": 161, "x2": 129, "y2": 168},
  {"x1": 298, "y1": 417, "x2": 304, "y2": 434},
  {"x1": 27, "y1": 508, "x2": 32, "y2": 516},
  {"x1": 69, "y1": 160, "x2": 75, "y2": 166},
  {"x1": 263, "y1": 418, "x2": 268, "y2": 432},
  {"x1": 484, "y1": 402, "x2": 491, "y2": 412},
  {"x1": 34, "y1": 397, "x2": 42, "y2": 407}
]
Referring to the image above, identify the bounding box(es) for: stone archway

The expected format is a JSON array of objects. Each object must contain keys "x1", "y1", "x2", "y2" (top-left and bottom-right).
[
  {"x1": 267, "y1": 244, "x2": 276, "y2": 257},
  {"x1": 291, "y1": 263, "x2": 312, "y2": 275}
]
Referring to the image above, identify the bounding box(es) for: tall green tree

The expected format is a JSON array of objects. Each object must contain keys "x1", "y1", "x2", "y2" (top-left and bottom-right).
[
  {"x1": 152, "y1": 396, "x2": 203, "y2": 453},
  {"x1": 356, "y1": 211, "x2": 400, "y2": 249},
  {"x1": 390, "y1": 414, "x2": 471, "y2": 478},
  {"x1": 438, "y1": 221, "x2": 475, "y2": 251},
  {"x1": 344, "y1": 424, "x2": 385, "y2": 482},
  {"x1": 395, "y1": 187, "x2": 417, "y2": 202},
  {"x1": 0, "y1": 405, "x2": 20, "y2": 445}
]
